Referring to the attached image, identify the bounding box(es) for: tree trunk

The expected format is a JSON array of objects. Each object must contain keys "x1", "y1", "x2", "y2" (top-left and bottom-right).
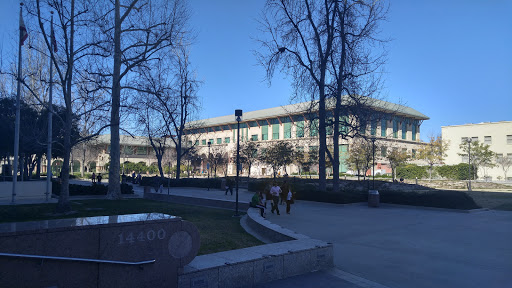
[
  {"x1": 57, "y1": 106, "x2": 73, "y2": 212},
  {"x1": 318, "y1": 86, "x2": 327, "y2": 191},
  {"x1": 176, "y1": 141, "x2": 182, "y2": 180},
  {"x1": 107, "y1": 0, "x2": 122, "y2": 200},
  {"x1": 157, "y1": 154, "x2": 164, "y2": 179},
  {"x1": 36, "y1": 154, "x2": 41, "y2": 178}
]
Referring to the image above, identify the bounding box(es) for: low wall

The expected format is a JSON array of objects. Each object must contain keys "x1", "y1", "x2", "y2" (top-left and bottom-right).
[
  {"x1": 0, "y1": 213, "x2": 200, "y2": 288},
  {"x1": 144, "y1": 189, "x2": 250, "y2": 211},
  {"x1": 0, "y1": 181, "x2": 50, "y2": 200},
  {"x1": 178, "y1": 208, "x2": 333, "y2": 288}
]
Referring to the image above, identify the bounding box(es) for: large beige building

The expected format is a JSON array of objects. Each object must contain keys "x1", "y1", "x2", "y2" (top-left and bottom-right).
[
  {"x1": 185, "y1": 98, "x2": 429, "y2": 177},
  {"x1": 442, "y1": 121, "x2": 512, "y2": 181}
]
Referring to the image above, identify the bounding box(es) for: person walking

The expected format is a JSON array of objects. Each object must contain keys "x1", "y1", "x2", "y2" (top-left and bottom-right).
[
  {"x1": 270, "y1": 182, "x2": 282, "y2": 215},
  {"x1": 91, "y1": 172, "x2": 96, "y2": 184},
  {"x1": 97, "y1": 173, "x2": 102, "y2": 183},
  {"x1": 286, "y1": 188, "x2": 293, "y2": 214},
  {"x1": 225, "y1": 177, "x2": 233, "y2": 195}
]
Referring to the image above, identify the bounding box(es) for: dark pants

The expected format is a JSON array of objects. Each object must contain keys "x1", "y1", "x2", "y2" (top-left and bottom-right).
[
  {"x1": 225, "y1": 187, "x2": 233, "y2": 195},
  {"x1": 271, "y1": 196, "x2": 280, "y2": 214},
  {"x1": 286, "y1": 200, "x2": 291, "y2": 213}
]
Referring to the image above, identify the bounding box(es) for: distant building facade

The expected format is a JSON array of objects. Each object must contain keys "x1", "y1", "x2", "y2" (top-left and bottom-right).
[
  {"x1": 442, "y1": 121, "x2": 512, "y2": 181},
  {"x1": 184, "y1": 99, "x2": 429, "y2": 177}
]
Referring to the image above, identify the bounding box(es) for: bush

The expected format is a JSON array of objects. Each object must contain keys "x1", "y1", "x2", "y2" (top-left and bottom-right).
[
  {"x1": 436, "y1": 163, "x2": 477, "y2": 180},
  {"x1": 52, "y1": 181, "x2": 134, "y2": 196},
  {"x1": 139, "y1": 176, "x2": 223, "y2": 189},
  {"x1": 396, "y1": 164, "x2": 428, "y2": 179},
  {"x1": 379, "y1": 189, "x2": 480, "y2": 210}
]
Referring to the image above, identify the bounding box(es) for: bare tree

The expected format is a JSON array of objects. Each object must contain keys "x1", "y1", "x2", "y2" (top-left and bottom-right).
[
  {"x1": 89, "y1": 0, "x2": 191, "y2": 199},
  {"x1": 496, "y1": 155, "x2": 512, "y2": 181},
  {"x1": 417, "y1": 135, "x2": 449, "y2": 181},
  {"x1": 259, "y1": 141, "x2": 295, "y2": 179},
  {"x1": 233, "y1": 141, "x2": 259, "y2": 180},
  {"x1": 385, "y1": 146, "x2": 410, "y2": 181}
]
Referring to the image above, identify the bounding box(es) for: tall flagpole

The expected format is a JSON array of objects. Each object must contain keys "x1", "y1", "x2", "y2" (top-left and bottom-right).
[
  {"x1": 46, "y1": 11, "x2": 54, "y2": 202},
  {"x1": 12, "y1": 3, "x2": 25, "y2": 204}
]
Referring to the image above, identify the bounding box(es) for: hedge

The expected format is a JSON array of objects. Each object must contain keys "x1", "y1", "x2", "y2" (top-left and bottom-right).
[
  {"x1": 247, "y1": 178, "x2": 479, "y2": 210},
  {"x1": 139, "y1": 176, "x2": 223, "y2": 189},
  {"x1": 52, "y1": 181, "x2": 134, "y2": 196},
  {"x1": 436, "y1": 163, "x2": 477, "y2": 180},
  {"x1": 396, "y1": 164, "x2": 428, "y2": 179}
]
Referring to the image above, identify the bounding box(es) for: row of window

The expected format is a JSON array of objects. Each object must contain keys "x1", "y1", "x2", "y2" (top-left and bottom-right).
[
  {"x1": 107, "y1": 145, "x2": 148, "y2": 155},
  {"x1": 195, "y1": 120, "x2": 419, "y2": 145},
  {"x1": 461, "y1": 135, "x2": 512, "y2": 145}
]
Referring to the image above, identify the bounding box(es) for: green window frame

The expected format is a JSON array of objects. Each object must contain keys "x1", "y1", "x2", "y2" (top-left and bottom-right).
[
  {"x1": 224, "y1": 137, "x2": 230, "y2": 144},
  {"x1": 284, "y1": 122, "x2": 292, "y2": 139},
  {"x1": 124, "y1": 146, "x2": 133, "y2": 155},
  {"x1": 296, "y1": 121, "x2": 304, "y2": 138},
  {"x1": 310, "y1": 119, "x2": 318, "y2": 137},
  {"x1": 381, "y1": 119, "x2": 387, "y2": 137},
  {"x1": 402, "y1": 121, "x2": 407, "y2": 140},
  {"x1": 412, "y1": 149, "x2": 416, "y2": 159},
  {"x1": 360, "y1": 120, "x2": 366, "y2": 135},
  {"x1": 261, "y1": 125, "x2": 268, "y2": 140},
  {"x1": 272, "y1": 123, "x2": 280, "y2": 140},
  {"x1": 340, "y1": 116, "x2": 348, "y2": 135},
  {"x1": 216, "y1": 138, "x2": 222, "y2": 144},
  {"x1": 136, "y1": 146, "x2": 147, "y2": 155},
  {"x1": 251, "y1": 134, "x2": 258, "y2": 141},
  {"x1": 381, "y1": 146, "x2": 387, "y2": 157},
  {"x1": 202, "y1": 139, "x2": 206, "y2": 146},
  {"x1": 208, "y1": 139, "x2": 214, "y2": 145},
  {"x1": 412, "y1": 124, "x2": 417, "y2": 141},
  {"x1": 195, "y1": 140, "x2": 199, "y2": 146},
  {"x1": 393, "y1": 119, "x2": 398, "y2": 138}
]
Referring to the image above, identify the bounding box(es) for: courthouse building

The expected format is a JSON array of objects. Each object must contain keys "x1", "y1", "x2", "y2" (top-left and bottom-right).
[
  {"x1": 184, "y1": 98, "x2": 429, "y2": 177},
  {"x1": 442, "y1": 121, "x2": 512, "y2": 181}
]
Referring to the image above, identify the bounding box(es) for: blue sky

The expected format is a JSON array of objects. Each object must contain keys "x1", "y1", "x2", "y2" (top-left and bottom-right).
[{"x1": 2, "y1": 0, "x2": 511, "y2": 141}]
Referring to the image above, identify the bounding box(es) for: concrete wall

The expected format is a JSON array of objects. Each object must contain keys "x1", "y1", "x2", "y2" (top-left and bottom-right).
[{"x1": 0, "y1": 181, "x2": 49, "y2": 201}]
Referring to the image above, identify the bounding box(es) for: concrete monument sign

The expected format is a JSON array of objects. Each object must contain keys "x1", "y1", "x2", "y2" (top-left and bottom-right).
[{"x1": 0, "y1": 213, "x2": 200, "y2": 288}]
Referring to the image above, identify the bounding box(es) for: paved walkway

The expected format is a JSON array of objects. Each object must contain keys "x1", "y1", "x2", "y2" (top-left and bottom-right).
[{"x1": 263, "y1": 201, "x2": 512, "y2": 288}]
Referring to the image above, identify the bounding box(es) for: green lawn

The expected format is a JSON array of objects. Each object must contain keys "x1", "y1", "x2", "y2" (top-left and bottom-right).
[{"x1": 0, "y1": 199, "x2": 263, "y2": 255}]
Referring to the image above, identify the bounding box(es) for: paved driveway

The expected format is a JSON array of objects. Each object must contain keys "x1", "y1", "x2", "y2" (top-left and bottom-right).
[{"x1": 265, "y1": 201, "x2": 512, "y2": 288}]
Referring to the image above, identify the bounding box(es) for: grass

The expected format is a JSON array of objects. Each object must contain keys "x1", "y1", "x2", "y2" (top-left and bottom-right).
[
  {"x1": 464, "y1": 190, "x2": 512, "y2": 211},
  {"x1": 0, "y1": 199, "x2": 263, "y2": 255}
]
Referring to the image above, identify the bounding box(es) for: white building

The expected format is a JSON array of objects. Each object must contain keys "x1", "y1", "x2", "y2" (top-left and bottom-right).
[
  {"x1": 441, "y1": 121, "x2": 512, "y2": 181},
  {"x1": 185, "y1": 98, "x2": 429, "y2": 177}
]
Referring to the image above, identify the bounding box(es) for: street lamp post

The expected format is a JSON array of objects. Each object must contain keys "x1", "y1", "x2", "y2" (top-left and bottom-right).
[
  {"x1": 207, "y1": 142, "x2": 211, "y2": 191},
  {"x1": 467, "y1": 138, "x2": 472, "y2": 191},
  {"x1": 234, "y1": 109, "x2": 243, "y2": 217},
  {"x1": 370, "y1": 137, "x2": 376, "y2": 190}
]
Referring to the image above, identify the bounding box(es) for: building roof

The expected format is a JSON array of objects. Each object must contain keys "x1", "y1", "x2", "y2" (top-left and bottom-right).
[
  {"x1": 187, "y1": 97, "x2": 429, "y2": 128},
  {"x1": 93, "y1": 134, "x2": 174, "y2": 147},
  {"x1": 441, "y1": 120, "x2": 512, "y2": 128}
]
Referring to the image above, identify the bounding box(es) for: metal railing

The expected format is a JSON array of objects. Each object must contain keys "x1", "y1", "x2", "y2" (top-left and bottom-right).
[{"x1": 0, "y1": 252, "x2": 155, "y2": 265}]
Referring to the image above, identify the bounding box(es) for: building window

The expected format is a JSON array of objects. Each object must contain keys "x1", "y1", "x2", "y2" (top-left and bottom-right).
[
  {"x1": 216, "y1": 138, "x2": 222, "y2": 144},
  {"x1": 402, "y1": 148, "x2": 407, "y2": 153},
  {"x1": 195, "y1": 140, "x2": 199, "y2": 146},
  {"x1": 224, "y1": 137, "x2": 230, "y2": 144},
  {"x1": 393, "y1": 119, "x2": 398, "y2": 138},
  {"x1": 188, "y1": 141, "x2": 192, "y2": 146},
  {"x1": 310, "y1": 119, "x2": 319, "y2": 137},
  {"x1": 202, "y1": 139, "x2": 206, "y2": 145},
  {"x1": 412, "y1": 124, "x2": 417, "y2": 141},
  {"x1": 381, "y1": 146, "x2": 387, "y2": 157},
  {"x1": 402, "y1": 121, "x2": 407, "y2": 140},
  {"x1": 507, "y1": 153, "x2": 512, "y2": 160},
  {"x1": 208, "y1": 139, "x2": 214, "y2": 145},
  {"x1": 284, "y1": 122, "x2": 292, "y2": 139},
  {"x1": 461, "y1": 137, "x2": 467, "y2": 143},
  {"x1": 136, "y1": 146, "x2": 147, "y2": 155},
  {"x1": 412, "y1": 149, "x2": 416, "y2": 159},
  {"x1": 272, "y1": 123, "x2": 280, "y2": 140},
  {"x1": 340, "y1": 116, "x2": 348, "y2": 135},
  {"x1": 261, "y1": 125, "x2": 268, "y2": 140},
  {"x1": 123, "y1": 146, "x2": 133, "y2": 155},
  {"x1": 296, "y1": 121, "x2": 304, "y2": 138},
  {"x1": 471, "y1": 137, "x2": 478, "y2": 142},
  {"x1": 251, "y1": 134, "x2": 258, "y2": 141},
  {"x1": 371, "y1": 119, "x2": 377, "y2": 136},
  {"x1": 484, "y1": 136, "x2": 492, "y2": 144},
  {"x1": 507, "y1": 135, "x2": 512, "y2": 145},
  {"x1": 381, "y1": 119, "x2": 387, "y2": 137},
  {"x1": 360, "y1": 120, "x2": 366, "y2": 135}
]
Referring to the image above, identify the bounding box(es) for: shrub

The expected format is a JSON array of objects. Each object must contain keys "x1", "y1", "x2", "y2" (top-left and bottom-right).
[
  {"x1": 379, "y1": 189, "x2": 479, "y2": 210},
  {"x1": 52, "y1": 181, "x2": 134, "y2": 196},
  {"x1": 396, "y1": 164, "x2": 428, "y2": 179},
  {"x1": 436, "y1": 163, "x2": 477, "y2": 180}
]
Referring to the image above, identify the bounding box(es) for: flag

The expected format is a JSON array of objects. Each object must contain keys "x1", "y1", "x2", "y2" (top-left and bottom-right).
[
  {"x1": 20, "y1": 12, "x2": 28, "y2": 46},
  {"x1": 51, "y1": 25, "x2": 57, "y2": 52}
]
